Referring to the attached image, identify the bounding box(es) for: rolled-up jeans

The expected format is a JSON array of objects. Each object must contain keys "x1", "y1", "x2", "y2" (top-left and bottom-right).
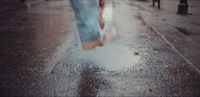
[{"x1": 70, "y1": 0, "x2": 100, "y2": 44}]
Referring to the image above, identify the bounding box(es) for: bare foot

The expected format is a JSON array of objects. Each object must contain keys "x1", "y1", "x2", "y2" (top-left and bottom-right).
[
  {"x1": 99, "y1": 17, "x2": 105, "y2": 29},
  {"x1": 82, "y1": 40, "x2": 103, "y2": 50},
  {"x1": 94, "y1": 40, "x2": 104, "y2": 48},
  {"x1": 102, "y1": 26, "x2": 117, "y2": 42}
]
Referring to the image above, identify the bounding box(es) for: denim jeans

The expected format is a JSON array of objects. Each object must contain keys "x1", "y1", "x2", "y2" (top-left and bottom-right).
[{"x1": 70, "y1": 0, "x2": 100, "y2": 43}]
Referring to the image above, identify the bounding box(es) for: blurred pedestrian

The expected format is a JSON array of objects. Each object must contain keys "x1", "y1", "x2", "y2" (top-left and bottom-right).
[{"x1": 69, "y1": 0, "x2": 105, "y2": 50}]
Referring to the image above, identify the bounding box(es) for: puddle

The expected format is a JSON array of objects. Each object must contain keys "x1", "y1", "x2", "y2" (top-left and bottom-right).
[{"x1": 72, "y1": 43, "x2": 141, "y2": 72}]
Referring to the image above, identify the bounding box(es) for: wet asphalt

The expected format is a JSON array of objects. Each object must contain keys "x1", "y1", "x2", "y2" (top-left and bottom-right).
[{"x1": 0, "y1": 0, "x2": 200, "y2": 97}]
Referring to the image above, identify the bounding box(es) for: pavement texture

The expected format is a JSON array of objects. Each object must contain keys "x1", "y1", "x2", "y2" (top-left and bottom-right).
[
  {"x1": 133, "y1": 0, "x2": 200, "y2": 71},
  {"x1": 0, "y1": 0, "x2": 200, "y2": 97}
]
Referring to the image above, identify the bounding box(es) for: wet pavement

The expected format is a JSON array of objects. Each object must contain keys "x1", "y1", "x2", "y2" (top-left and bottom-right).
[
  {"x1": 0, "y1": 0, "x2": 200, "y2": 97},
  {"x1": 132, "y1": 0, "x2": 200, "y2": 71}
]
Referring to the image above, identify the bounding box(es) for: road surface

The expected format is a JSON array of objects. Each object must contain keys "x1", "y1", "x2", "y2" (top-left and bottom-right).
[{"x1": 0, "y1": 0, "x2": 199, "y2": 97}]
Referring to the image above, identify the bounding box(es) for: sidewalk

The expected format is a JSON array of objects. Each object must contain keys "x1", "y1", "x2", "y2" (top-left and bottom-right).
[{"x1": 133, "y1": 0, "x2": 200, "y2": 71}]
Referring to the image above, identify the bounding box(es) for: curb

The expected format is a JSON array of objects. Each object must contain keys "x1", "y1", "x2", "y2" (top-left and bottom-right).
[
  {"x1": 131, "y1": 1, "x2": 200, "y2": 74},
  {"x1": 142, "y1": 17, "x2": 200, "y2": 75}
]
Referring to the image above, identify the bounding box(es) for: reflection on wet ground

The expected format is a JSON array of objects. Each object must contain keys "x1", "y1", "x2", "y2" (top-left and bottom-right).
[
  {"x1": 78, "y1": 62, "x2": 107, "y2": 97},
  {"x1": 0, "y1": 0, "x2": 74, "y2": 96}
]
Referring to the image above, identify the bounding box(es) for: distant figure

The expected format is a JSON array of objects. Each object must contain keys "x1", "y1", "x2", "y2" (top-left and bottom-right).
[
  {"x1": 69, "y1": 0, "x2": 105, "y2": 49},
  {"x1": 153, "y1": 0, "x2": 160, "y2": 9}
]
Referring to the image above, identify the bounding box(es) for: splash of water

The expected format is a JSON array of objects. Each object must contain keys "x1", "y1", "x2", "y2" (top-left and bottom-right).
[{"x1": 72, "y1": 43, "x2": 141, "y2": 71}]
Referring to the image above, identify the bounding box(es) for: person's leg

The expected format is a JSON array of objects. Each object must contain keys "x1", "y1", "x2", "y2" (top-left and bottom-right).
[
  {"x1": 99, "y1": 0, "x2": 105, "y2": 29},
  {"x1": 100, "y1": 0, "x2": 117, "y2": 41},
  {"x1": 70, "y1": 0, "x2": 103, "y2": 49}
]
